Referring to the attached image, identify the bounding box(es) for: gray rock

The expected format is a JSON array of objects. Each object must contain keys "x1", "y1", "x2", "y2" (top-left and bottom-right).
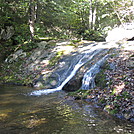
[
  {"x1": 63, "y1": 77, "x2": 83, "y2": 91},
  {"x1": 37, "y1": 41, "x2": 47, "y2": 48},
  {"x1": 33, "y1": 73, "x2": 60, "y2": 89},
  {"x1": 5, "y1": 49, "x2": 26, "y2": 63},
  {"x1": 0, "y1": 26, "x2": 14, "y2": 40},
  {"x1": 109, "y1": 63, "x2": 116, "y2": 70}
]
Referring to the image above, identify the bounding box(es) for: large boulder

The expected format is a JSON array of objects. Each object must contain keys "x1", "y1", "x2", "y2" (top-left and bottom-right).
[
  {"x1": 33, "y1": 72, "x2": 60, "y2": 88},
  {"x1": 62, "y1": 77, "x2": 83, "y2": 92},
  {"x1": 0, "y1": 26, "x2": 14, "y2": 40},
  {"x1": 106, "y1": 23, "x2": 134, "y2": 42}
]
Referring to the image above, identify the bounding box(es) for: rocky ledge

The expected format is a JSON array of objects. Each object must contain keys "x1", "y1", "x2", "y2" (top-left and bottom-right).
[
  {"x1": 0, "y1": 39, "x2": 133, "y2": 122},
  {"x1": 66, "y1": 42, "x2": 134, "y2": 122}
]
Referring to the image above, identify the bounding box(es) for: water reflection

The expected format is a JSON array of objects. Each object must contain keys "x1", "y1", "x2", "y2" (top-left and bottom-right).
[{"x1": 0, "y1": 85, "x2": 133, "y2": 134}]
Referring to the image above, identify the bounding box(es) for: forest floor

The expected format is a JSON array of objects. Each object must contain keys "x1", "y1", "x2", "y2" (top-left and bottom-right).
[{"x1": 66, "y1": 41, "x2": 134, "y2": 122}]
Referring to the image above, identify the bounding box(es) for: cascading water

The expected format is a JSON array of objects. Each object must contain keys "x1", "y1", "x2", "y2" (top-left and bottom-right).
[
  {"x1": 30, "y1": 41, "x2": 119, "y2": 96},
  {"x1": 81, "y1": 54, "x2": 109, "y2": 90},
  {"x1": 30, "y1": 49, "x2": 104, "y2": 96}
]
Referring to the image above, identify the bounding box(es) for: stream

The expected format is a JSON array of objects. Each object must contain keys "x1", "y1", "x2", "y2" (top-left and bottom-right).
[
  {"x1": 30, "y1": 42, "x2": 113, "y2": 95},
  {"x1": 0, "y1": 85, "x2": 134, "y2": 134}
]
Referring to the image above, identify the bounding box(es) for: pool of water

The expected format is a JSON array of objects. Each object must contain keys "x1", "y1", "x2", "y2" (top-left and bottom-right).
[{"x1": 0, "y1": 85, "x2": 133, "y2": 134}]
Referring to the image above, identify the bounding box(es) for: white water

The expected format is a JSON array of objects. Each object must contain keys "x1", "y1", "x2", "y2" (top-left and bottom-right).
[
  {"x1": 81, "y1": 55, "x2": 109, "y2": 90},
  {"x1": 30, "y1": 49, "x2": 103, "y2": 96},
  {"x1": 30, "y1": 40, "x2": 121, "y2": 96}
]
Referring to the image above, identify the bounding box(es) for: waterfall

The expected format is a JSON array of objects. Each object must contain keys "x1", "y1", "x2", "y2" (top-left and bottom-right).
[
  {"x1": 81, "y1": 55, "x2": 109, "y2": 90},
  {"x1": 30, "y1": 49, "x2": 103, "y2": 96}
]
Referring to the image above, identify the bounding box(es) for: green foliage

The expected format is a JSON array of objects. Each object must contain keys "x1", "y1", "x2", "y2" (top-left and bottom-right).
[
  {"x1": 0, "y1": 0, "x2": 134, "y2": 59},
  {"x1": 20, "y1": 42, "x2": 38, "y2": 52},
  {"x1": 49, "y1": 51, "x2": 64, "y2": 67},
  {"x1": 81, "y1": 29, "x2": 105, "y2": 41},
  {"x1": 14, "y1": 24, "x2": 31, "y2": 43}
]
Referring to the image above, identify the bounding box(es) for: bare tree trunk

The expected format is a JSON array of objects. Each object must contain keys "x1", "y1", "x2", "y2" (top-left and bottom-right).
[
  {"x1": 89, "y1": 0, "x2": 93, "y2": 29},
  {"x1": 29, "y1": 0, "x2": 35, "y2": 40},
  {"x1": 92, "y1": 6, "x2": 97, "y2": 30},
  {"x1": 132, "y1": 0, "x2": 134, "y2": 6},
  {"x1": 36, "y1": 0, "x2": 40, "y2": 23}
]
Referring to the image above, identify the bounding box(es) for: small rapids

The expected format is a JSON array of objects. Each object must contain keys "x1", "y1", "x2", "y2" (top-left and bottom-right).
[
  {"x1": 30, "y1": 49, "x2": 103, "y2": 96},
  {"x1": 81, "y1": 54, "x2": 109, "y2": 90},
  {"x1": 30, "y1": 41, "x2": 119, "y2": 96}
]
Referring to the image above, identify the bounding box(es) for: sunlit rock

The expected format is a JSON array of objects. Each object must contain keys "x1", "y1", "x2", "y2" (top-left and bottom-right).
[
  {"x1": 106, "y1": 23, "x2": 134, "y2": 42},
  {"x1": 5, "y1": 49, "x2": 26, "y2": 63}
]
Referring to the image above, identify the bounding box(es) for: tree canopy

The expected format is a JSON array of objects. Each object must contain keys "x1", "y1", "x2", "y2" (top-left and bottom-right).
[{"x1": 0, "y1": 0, "x2": 134, "y2": 50}]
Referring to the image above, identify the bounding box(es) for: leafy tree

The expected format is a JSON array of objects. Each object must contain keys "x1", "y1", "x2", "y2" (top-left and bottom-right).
[{"x1": 0, "y1": 0, "x2": 134, "y2": 48}]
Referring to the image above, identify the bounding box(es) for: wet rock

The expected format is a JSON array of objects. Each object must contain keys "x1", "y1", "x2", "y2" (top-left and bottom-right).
[
  {"x1": 74, "y1": 96, "x2": 82, "y2": 100},
  {"x1": 33, "y1": 73, "x2": 59, "y2": 88},
  {"x1": 63, "y1": 77, "x2": 83, "y2": 92},
  {"x1": 115, "y1": 114, "x2": 125, "y2": 120},
  {"x1": 127, "y1": 36, "x2": 134, "y2": 41}
]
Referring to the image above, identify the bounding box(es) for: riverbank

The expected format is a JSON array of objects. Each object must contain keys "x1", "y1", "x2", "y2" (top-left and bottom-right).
[
  {"x1": 67, "y1": 42, "x2": 134, "y2": 122},
  {"x1": 0, "y1": 40, "x2": 133, "y2": 122}
]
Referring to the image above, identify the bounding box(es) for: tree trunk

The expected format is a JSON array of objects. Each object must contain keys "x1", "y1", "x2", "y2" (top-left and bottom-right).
[
  {"x1": 29, "y1": 0, "x2": 35, "y2": 40},
  {"x1": 92, "y1": 6, "x2": 97, "y2": 30},
  {"x1": 89, "y1": 0, "x2": 93, "y2": 29}
]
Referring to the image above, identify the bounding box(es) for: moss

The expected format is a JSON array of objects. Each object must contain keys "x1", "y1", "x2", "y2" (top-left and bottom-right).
[
  {"x1": 18, "y1": 42, "x2": 38, "y2": 52},
  {"x1": 110, "y1": 53, "x2": 117, "y2": 58},
  {"x1": 67, "y1": 43, "x2": 78, "y2": 48},
  {"x1": 109, "y1": 109, "x2": 118, "y2": 114},
  {"x1": 95, "y1": 70, "x2": 107, "y2": 88},
  {"x1": 95, "y1": 61, "x2": 110, "y2": 88},
  {"x1": 49, "y1": 51, "x2": 64, "y2": 67},
  {"x1": 99, "y1": 98, "x2": 106, "y2": 104},
  {"x1": 121, "y1": 91, "x2": 131, "y2": 99},
  {"x1": 67, "y1": 40, "x2": 81, "y2": 48},
  {"x1": 68, "y1": 89, "x2": 90, "y2": 99},
  {"x1": 34, "y1": 37, "x2": 57, "y2": 42},
  {"x1": 110, "y1": 88, "x2": 116, "y2": 95},
  {"x1": 71, "y1": 39, "x2": 81, "y2": 44}
]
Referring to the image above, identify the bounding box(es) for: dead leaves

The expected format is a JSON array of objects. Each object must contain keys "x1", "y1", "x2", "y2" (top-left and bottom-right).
[
  {"x1": 103, "y1": 50, "x2": 134, "y2": 120},
  {"x1": 85, "y1": 49, "x2": 134, "y2": 121}
]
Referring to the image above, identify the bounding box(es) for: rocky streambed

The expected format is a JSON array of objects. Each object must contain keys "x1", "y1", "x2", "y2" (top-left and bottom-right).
[
  {"x1": 0, "y1": 39, "x2": 134, "y2": 122},
  {"x1": 66, "y1": 42, "x2": 134, "y2": 122}
]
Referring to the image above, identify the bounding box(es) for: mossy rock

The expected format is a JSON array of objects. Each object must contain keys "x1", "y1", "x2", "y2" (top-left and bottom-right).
[
  {"x1": 95, "y1": 70, "x2": 107, "y2": 88},
  {"x1": 95, "y1": 62, "x2": 110, "y2": 88}
]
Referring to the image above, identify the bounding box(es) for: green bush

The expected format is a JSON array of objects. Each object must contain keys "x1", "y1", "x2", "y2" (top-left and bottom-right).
[{"x1": 82, "y1": 29, "x2": 105, "y2": 41}]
